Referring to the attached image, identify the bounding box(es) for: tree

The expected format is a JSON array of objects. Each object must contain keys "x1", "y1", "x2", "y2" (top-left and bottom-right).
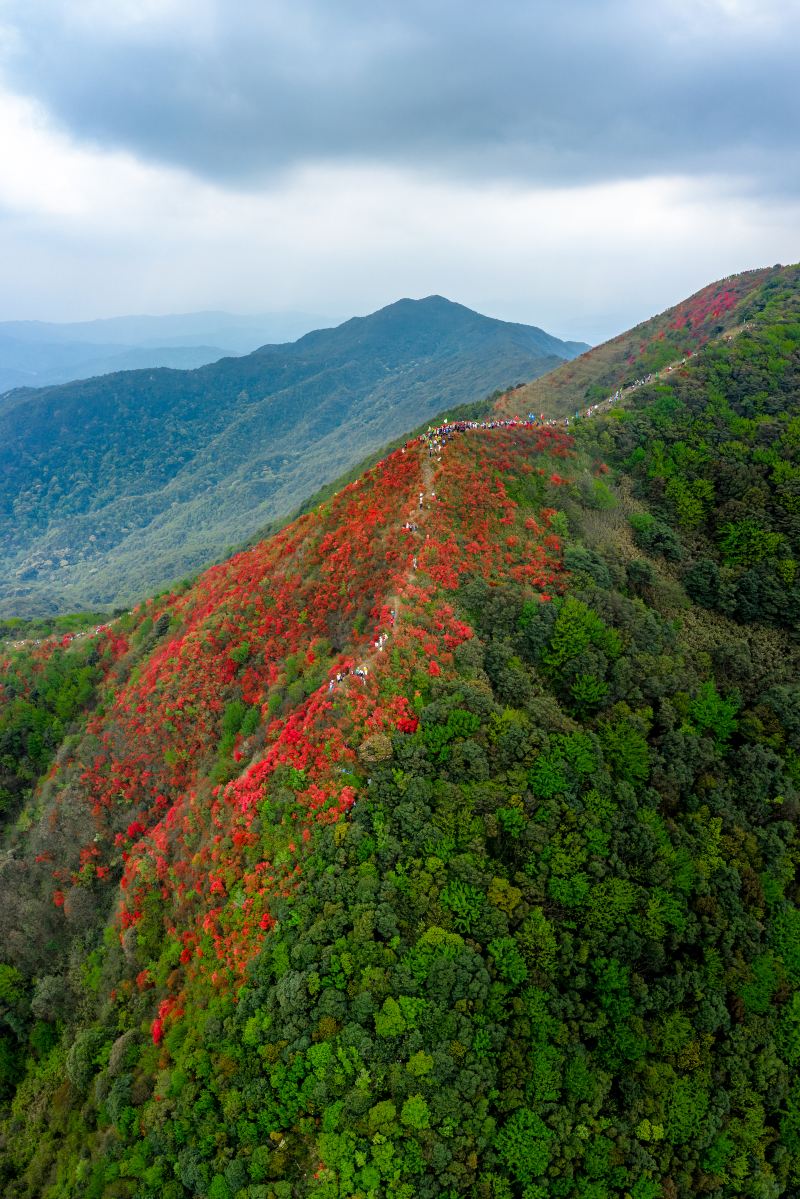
[
  {"x1": 495, "y1": 1108, "x2": 552, "y2": 1182},
  {"x1": 400, "y1": 1094, "x2": 431, "y2": 1131}
]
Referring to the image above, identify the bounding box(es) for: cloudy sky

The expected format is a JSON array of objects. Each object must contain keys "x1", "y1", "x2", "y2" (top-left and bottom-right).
[{"x1": 0, "y1": 0, "x2": 798, "y2": 342}]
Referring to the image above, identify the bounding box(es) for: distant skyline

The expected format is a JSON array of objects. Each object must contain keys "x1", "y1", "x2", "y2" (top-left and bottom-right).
[{"x1": 0, "y1": 0, "x2": 798, "y2": 344}]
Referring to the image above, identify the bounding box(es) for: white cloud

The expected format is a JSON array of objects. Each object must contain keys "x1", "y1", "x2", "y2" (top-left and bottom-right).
[
  {"x1": 0, "y1": 89, "x2": 195, "y2": 222},
  {"x1": 0, "y1": 82, "x2": 797, "y2": 339},
  {"x1": 23, "y1": 0, "x2": 211, "y2": 39}
]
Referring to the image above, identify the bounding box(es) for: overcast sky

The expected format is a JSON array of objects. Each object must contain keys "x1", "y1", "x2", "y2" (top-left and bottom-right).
[{"x1": 0, "y1": 0, "x2": 798, "y2": 343}]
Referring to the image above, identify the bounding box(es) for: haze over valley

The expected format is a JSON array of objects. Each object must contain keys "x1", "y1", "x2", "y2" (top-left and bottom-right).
[{"x1": 0, "y1": 311, "x2": 331, "y2": 393}]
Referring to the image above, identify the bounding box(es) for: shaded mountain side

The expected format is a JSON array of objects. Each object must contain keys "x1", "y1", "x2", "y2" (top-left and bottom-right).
[
  {"x1": 0, "y1": 297, "x2": 584, "y2": 616},
  {"x1": 495, "y1": 265, "x2": 787, "y2": 420}
]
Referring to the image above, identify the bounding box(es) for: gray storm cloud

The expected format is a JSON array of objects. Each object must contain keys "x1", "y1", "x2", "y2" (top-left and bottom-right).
[{"x1": 1, "y1": 0, "x2": 799, "y2": 192}]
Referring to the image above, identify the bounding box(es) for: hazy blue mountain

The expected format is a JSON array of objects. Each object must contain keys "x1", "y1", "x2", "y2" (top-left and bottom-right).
[
  {"x1": 0, "y1": 310, "x2": 330, "y2": 391},
  {"x1": 0, "y1": 340, "x2": 233, "y2": 393},
  {"x1": 0, "y1": 295, "x2": 587, "y2": 615}
]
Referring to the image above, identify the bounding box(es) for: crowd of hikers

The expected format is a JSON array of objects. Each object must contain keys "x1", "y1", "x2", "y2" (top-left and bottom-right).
[
  {"x1": 420, "y1": 416, "x2": 536, "y2": 457},
  {"x1": 328, "y1": 664, "x2": 369, "y2": 692},
  {"x1": 328, "y1": 607, "x2": 399, "y2": 692},
  {"x1": 420, "y1": 412, "x2": 580, "y2": 455},
  {"x1": 418, "y1": 353, "x2": 700, "y2": 452},
  {"x1": 418, "y1": 364, "x2": 686, "y2": 452},
  {"x1": 418, "y1": 399, "x2": 608, "y2": 454}
]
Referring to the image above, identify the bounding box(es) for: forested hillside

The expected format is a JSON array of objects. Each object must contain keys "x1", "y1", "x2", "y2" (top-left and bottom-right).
[
  {"x1": 0, "y1": 297, "x2": 584, "y2": 618},
  {"x1": 1, "y1": 266, "x2": 800, "y2": 1198},
  {"x1": 584, "y1": 270, "x2": 800, "y2": 630},
  {"x1": 499, "y1": 266, "x2": 781, "y2": 420}
]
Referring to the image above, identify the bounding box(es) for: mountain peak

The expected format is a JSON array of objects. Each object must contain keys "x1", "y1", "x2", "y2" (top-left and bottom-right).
[{"x1": 0, "y1": 296, "x2": 584, "y2": 616}]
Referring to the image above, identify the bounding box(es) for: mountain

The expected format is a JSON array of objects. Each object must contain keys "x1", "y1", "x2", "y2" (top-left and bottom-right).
[
  {"x1": 0, "y1": 311, "x2": 330, "y2": 392},
  {"x1": 1, "y1": 264, "x2": 800, "y2": 1197},
  {"x1": 0, "y1": 297, "x2": 587, "y2": 616},
  {"x1": 497, "y1": 264, "x2": 782, "y2": 418}
]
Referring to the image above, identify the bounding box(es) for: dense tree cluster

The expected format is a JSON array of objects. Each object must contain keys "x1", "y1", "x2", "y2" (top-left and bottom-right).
[{"x1": 0, "y1": 625, "x2": 120, "y2": 826}]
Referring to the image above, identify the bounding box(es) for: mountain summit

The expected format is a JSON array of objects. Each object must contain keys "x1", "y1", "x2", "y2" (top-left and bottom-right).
[
  {"x1": 299, "y1": 295, "x2": 587, "y2": 360},
  {"x1": 0, "y1": 297, "x2": 586, "y2": 617}
]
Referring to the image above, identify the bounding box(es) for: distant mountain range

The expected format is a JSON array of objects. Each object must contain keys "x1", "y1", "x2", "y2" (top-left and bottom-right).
[
  {"x1": 0, "y1": 296, "x2": 588, "y2": 615},
  {"x1": 0, "y1": 310, "x2": 329, "y2": 392}
]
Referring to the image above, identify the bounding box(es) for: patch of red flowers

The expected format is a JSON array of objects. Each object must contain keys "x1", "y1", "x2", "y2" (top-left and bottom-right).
[{"x1": 29, "y1": 423, "x2": 574, "y2": 1051}]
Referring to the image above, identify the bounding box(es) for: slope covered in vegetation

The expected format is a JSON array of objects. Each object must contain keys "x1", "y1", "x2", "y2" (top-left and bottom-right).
[
  {"x1": 0, "y1": 626, "x2": 113, "y2": 828},
  {"x1": 589, "y1": 266, "x2": 800, "y2": 630},
  {"x1": 1, "y1": 267, "x2": 800, "y2": 1199},
  {"x1": 500, "y1": 266, "x2": 782, "y2": 420},
  {"x1": 0, "y1": 297, "x2": 584, "y2": 618}
]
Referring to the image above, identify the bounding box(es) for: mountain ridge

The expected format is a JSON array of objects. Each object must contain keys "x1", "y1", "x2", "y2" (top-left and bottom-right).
[
  {"x1": 0, "y1": 309, "x2": 326, "y2": 349},
  {"x1": 496, "y1": 265, "x2": 783, "y2": 418},
  {"x1": 0, "y1": 301, "x2": 587, "y2": 396},
  {"x1": 0, "y1": 310, "x2": 333, "y2": 392}
]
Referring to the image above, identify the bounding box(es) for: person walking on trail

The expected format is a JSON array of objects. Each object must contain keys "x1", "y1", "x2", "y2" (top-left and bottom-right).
[{"x1": 419, "y1": 492, "x2": 424, "y2": 509}]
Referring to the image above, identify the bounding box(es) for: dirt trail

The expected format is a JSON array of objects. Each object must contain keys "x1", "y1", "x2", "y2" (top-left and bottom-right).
[
  {"x1": 542, "y1": 321, "x2": 754, "y2": 425},
  {"x1": 379, "y1": 448, "x2": 435, "y2": 638},
  {"x1": 338, "y1": 442, "x2": 438, "y2": 685},
  {"x1": 3, "y1": 626, "x2": 106, "y2": 653},
  {"x1": 308, "y1": 321, "x2": 754, "y2": 698},
  {"x1": 421, "y1": 452, "x2": 435, "y2": 493}
]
